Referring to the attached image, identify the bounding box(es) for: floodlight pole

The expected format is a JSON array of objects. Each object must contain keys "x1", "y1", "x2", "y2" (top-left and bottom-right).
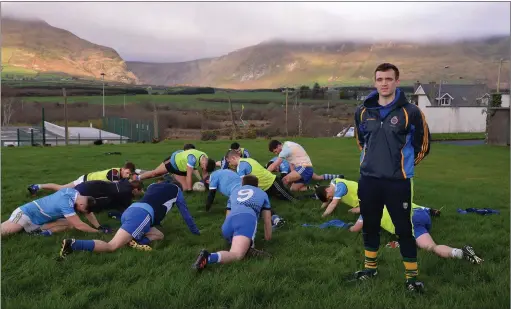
[{"x1": 101, "y1": 73, "x2": 106, "y2": 117}]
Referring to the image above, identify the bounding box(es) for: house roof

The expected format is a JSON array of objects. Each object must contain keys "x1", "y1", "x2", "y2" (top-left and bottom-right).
[{"x1": 416, "y1": 83, "x2": 490, "y2": 106}]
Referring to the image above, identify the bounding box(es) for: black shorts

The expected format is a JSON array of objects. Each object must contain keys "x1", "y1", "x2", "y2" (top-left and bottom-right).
[
  {"x1": 265, "y1": 177, "x2": 297, "y2": 203},
  {"x1": 163, "y1": 156, "x2": 187, "y2": 177}
]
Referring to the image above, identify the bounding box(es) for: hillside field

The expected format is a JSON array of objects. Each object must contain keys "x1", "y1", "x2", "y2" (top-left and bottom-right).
[{"x1": 1, "y1": 138, "x2": 509, "y2": 309}]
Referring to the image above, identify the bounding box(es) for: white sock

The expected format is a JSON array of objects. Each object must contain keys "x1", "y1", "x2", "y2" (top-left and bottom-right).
[{"x1": 451, "y1": 248, "x2": 463, "y2": 259}]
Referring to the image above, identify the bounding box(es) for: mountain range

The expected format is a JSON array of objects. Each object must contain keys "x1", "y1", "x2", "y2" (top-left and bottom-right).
[{"x1": 2, "y1": 17, "x2": 509, "y2": 89}]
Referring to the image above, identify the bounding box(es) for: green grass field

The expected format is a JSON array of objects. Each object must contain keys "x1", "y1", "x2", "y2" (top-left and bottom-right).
[
  {"x1": 2, "y1": 138, "x2": 509, "y2": 309},
  {"x1": 20, "y1": 93, "x2": 359, "y2": 110}
]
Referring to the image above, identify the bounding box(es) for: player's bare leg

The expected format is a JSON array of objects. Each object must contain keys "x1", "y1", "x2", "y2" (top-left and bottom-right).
[
  {"x1": 415, "y1": 233, "x2": 483, "y2": 264},
  {"x1": 41, "y1": 219, "x2": 73, "y2": 234},
  {"x1": 1, "y1": 221, "x2": 24, "y2": 236},
  {"x1": 128, "y1": 227, "x2": 164, "y2": 251},
  {"x1": 193, "y1": 235, "x2": 252, "y2": 270},
  {"x1": 138, "y1": 163, "x2": 168, "y2": 181},
  {"x1": 59, "y1": 228, "x2": 133, "y2": 259},
  {"x1": 173, "y1": 175, "x2": 188, "y2": 189}
]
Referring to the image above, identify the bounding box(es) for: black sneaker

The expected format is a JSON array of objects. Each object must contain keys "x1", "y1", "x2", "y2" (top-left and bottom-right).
[
  {"x1": 59, "y1": 239, "x2": 74, "y2": 260},
  {"x1": 192, "y1": 249, "x2": 210, "y2": 271},
  {"x1": 405, "y1": 280, "x2": 425, "y2": 294},
  {"x1": 246, "y1": 247, "x2": 272, "y2": 259},
  {"x1": 462, "y1": 245, "x2": 484, "y2": 264},
  {"x1": 345, "y1": 269, "x2": 378, "y2": 282},
  {"x1": 27, "y1": 184, "x2": 39, "y2": 196}
]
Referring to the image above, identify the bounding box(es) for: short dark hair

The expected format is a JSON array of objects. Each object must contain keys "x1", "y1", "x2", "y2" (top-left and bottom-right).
[
  {"x1": 315, "y1": 186, "x2": 329, "y2": 203},
  {"x1": 374, "y1": 63, "x2": 400, "y2": 80},
  {"x1": 123, "y1": 162, "x2": 136, "y2": 172},
  {"x1": 183, "y1": 143, "x2": 196, "y2": 150},
  {"x1": 206, "y1": 159, "x2": 216, "y2": 173},
  {"x1": 268, "y1": 140, "x2": 281, "y2": 152},
  {"x1": 242, "y1": 175, "x2": 259, "y2": 187},
  {"x1": 79, "y1": 196, "x2": 97, "y2": 213},
  {"x1": 230, "y1": 142, "x2": 240, "y2": 150}
]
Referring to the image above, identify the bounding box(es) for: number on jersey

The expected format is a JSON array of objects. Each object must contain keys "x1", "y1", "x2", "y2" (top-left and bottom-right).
[{"x1": 237, "y1": 189, "x2": 254, "y2": 203}]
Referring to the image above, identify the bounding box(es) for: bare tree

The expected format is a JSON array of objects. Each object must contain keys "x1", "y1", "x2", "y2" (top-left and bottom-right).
[{"x1": 2, "y1": 98, "x2": 16, "y2": 126}]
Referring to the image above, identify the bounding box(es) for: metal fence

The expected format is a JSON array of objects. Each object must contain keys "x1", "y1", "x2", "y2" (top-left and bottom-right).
[
  {"x1": 1, "y1": 127, "x2": 129, "y2": 147},
  {"x1": 102, "y1": 117, "x2": 154, "y2": 142}
]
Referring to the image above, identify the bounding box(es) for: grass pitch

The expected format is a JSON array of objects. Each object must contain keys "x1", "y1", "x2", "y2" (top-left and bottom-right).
[{"x1": 1, "y1": 138, "x2": 509, "y2": 309}]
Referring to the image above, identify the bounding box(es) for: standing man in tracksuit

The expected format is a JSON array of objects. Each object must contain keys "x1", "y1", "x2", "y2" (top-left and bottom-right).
[{"x1": 350, "y1": 63, "x2": 431, "y2": 293}]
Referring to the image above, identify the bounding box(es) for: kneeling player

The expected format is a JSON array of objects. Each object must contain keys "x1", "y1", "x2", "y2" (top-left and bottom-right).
[
  {"x1": 267, "y1": 140, "x2": 315, "y2": 191},
  {"x1": 28, "y1": 162, "x2": 136, "y2": 195},
  {"x1": 314, "y1": 178, "x2": 360, "y2": 217},
  {"x1": 193, "y1": 175, "x2": 273, "y2": 270},
  {"x1": 1, "y1": 188, "x2": 105, "y2": 237},
  {"x1": 348, "y1": 205, "x2": 483, "y2": 265},
  {"x1": 216, "y1": 142, "x2": 251, "y2": 170},
  {"x1": 58, "y1": 181, "x2": 200, "y2": 258},
  {"x1": 266, "y1": 157, "x2": 343, "y2": 183},
  {"x1": 137, "y1": 149, "x2": 215, "y2": 191}
]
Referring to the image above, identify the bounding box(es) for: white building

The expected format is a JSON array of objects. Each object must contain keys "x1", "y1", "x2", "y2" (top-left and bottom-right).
[{"x1": 414, "y1": 83, "x2": 510, "y2": 134}]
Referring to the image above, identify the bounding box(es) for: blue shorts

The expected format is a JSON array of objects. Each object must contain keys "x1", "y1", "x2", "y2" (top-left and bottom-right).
[
  {"x1": 412, "y1": 208, "x2": 432, "y2": 239},
  {"x1": 294, "y1": 166, "x2": 314, "y2": 184},
  {"x1": 221, "y1": 212, "x2": 257, "y2": 244},
  {"x1": 120, "y1": 206, "x2": 152, "y2": 241}
]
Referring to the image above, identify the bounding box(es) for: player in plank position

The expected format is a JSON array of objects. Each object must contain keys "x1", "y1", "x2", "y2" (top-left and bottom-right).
[
  {"x1": 192, "y1": 175, "x2": 273, "y2": 270},
  {"x1": 1, "y1": 188, "x2": 108, "y2": 237},
  {"x1": 27, "y1": 162, "x2": 136, "y2": 195},
  {"x1": 315, "y1": 180, "x2": 483, "y2": 264},
  {"x1": 135, "y1": 144, "x2": 199, "y2": 181},
  {"x1": 137, "y1": 149, "x2": 216, "y2": 191},
  {"x1": 266, "y1": 157, "x2": 343, "y2": 184},
  {"x1": 204, "y1": 168, "x2": 286, "y2": 228},
  {"x1": 226, "y1": 150, "x2": 297, "y2": 203},
  {"x1": 58, "y1": 181, "x2": 200, "y2": 257},
  {"x1": 216, "y1": 142, "x2": 251, "y2": 170}
]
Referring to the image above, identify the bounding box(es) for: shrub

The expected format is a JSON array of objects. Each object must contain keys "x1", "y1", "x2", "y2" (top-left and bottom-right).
[{"x1": 201, "y1": 130, "x2": 218, "y2": 141}]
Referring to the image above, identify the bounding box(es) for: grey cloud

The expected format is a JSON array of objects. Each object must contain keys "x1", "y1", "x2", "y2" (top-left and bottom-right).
[{"x1": 2, "y1": 2, "x2": 509, "y2": 62}]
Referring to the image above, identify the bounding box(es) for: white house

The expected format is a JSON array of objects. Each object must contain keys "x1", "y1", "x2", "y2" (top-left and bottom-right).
[{"x1": 414, "y1": 83, "x2": 510, "y2": 134}]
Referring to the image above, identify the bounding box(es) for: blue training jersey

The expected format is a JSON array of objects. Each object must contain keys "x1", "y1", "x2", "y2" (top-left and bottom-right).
[
  {"x1": 227, "y1": 185, "x2": 271, "y2": 218},
  {"x1": 209, "y1": 169, "x2": 242, "y2": 197},
  {"x1": 20, "y1": 188, "x2": 78, "y2": 225},
  {"x1": 270, "y1": 156, "x2": 291, "y2": 174},
  {"x1": 138, "y1": 182, "x2": 200, "y2": 234}
]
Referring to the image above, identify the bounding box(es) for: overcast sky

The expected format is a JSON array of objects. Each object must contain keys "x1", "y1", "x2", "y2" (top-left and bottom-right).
[{"x1": 2, "y1": 2, "x2": 510, "y2": 63}]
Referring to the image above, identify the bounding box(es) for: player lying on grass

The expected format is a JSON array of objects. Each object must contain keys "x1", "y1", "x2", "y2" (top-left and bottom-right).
[
  {"x1": 1, "y1": 188, "x2": 110, "y2": 237},
  {"x1": 204, "y1": 168, "x2": 286, "y2": 228},
  {"x1": 267, "y1": 140, "x2": 321, "y2": 192},
  {"x1": 135, "y1": 143, "x2": 201, "y2": 181},
  {"x1": 75, "y1": 179, "x2": 145, "y2": 221},
  {"x1": 58, "y1": 181, "x2": 201, "y2": 258},
  {"x1": 216, "y1": 142, "x2": 251, "y2": 170},
  {"x1": 193, "y1": 175, "x2": 273, "y2": 271},
  {"x1": 226, "y1": 150, "x2": 298, "y2": 203},
  {"x1": 28, "y1": 162, "x2": 136, "y2": 195},
  {"x1": 347, "y1": 206, "x2": 484, "y2": 265},
  {"x1": 137, "y1": 149, "x2": 216, "y2": 191},
  {"x1": 315, "y1": 181, "x2": 483, "y2": 264},
  {"x1": 266, "y1": 157, "x2": 343, "y2": 184}
]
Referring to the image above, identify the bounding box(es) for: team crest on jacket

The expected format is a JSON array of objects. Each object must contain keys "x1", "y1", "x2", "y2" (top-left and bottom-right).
[{"x1": 390, "y1": 116, "x2": 398, "y2": 125}]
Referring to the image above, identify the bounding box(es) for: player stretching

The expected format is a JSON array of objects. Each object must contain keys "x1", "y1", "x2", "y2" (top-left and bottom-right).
[
  {"x1": 193, "y1": 175, "x2": 273, "y2": 270},
  {"x1": 204, "y1": 168, "x2": 286, "y2": 228},
  {"x1": 266, "y1": 157, "x2": 343, "y2": 183},
  {"x1": 137, "y1": 149, "x2": 216, "y2": 191},
  {"x1": 348, "y1": 206, "x2": 483, "y2": 265},
  {"x1": 28, "y1": 162, "x2": 136, "y2": 195},
  {"x1": 58, "y1": 182, "x2": 200, "y2": 258},
  {"x1": 226, "y1": 151, "x2": 297, "y2": 203},
  {"x1": 1, "y1": 188, "x2": 106, "y2": 237}
]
